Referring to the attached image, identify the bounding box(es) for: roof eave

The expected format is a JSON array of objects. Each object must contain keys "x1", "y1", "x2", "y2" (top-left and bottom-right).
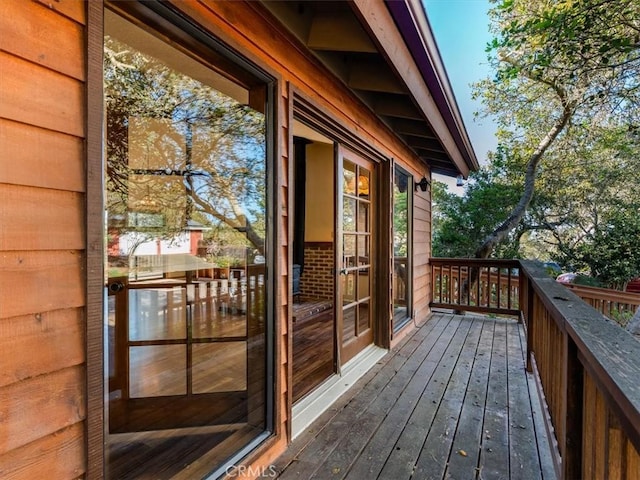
[{"x1": 384, "y1": 0, "x2": 480, "y2": 176}]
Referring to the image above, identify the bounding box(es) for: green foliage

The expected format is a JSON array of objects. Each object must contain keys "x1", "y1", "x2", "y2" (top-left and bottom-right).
[
  {"x1": 571, "y1": 274, "x2": 602, "y2": 288},
  {"x1": 432, "y1": 168, "x2": 522, "y2": 258},
  {"x1": 573, "y1": 209, "x2": 640, "y2": 289}
]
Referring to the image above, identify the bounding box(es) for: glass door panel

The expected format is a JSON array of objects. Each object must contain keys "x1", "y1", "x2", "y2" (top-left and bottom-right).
[
  {"x1": 339, "y1": 149, "x2": 375, "y2": 364},
  {"x1": 104, "y1": 10, "x2": 270, "y2": 472}
]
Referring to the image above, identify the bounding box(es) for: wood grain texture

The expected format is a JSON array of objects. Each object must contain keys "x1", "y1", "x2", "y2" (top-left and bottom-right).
[
  {"x1": 0, "y1": 423, "x2": 85, "y2": 480},
  {"x1": 0, "y1": 366, "x2": 85, "y2": 455},
  {"x1": 0, "y1": 52, "x2": 84, "y2": 138},
  {"x1": 34, "y1": 0, "x2": 86, "y2": 25},
  {"x1": 0, "y1": 308, "x2": 84, "y2": 388},
  {"x1": 0, "y1": 250, "x2": 84, "y2": 319},
  {"x1": 0, "y1": 184, "x2": 84, "y2": 251},
  {"x1": 276, "y1": 314, "x2": 555, "y2": 480},
  {"x1": 0, "y1": 0, "x2": 85, "y2": 81},
  {"x1": 0, "y1": 120, "x2": 84, "y2": 192}
]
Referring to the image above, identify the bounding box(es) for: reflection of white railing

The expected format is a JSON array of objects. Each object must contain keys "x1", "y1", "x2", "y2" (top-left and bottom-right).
[{"x1": 125, "y1": 264, "x2": 266, "y2": 321}]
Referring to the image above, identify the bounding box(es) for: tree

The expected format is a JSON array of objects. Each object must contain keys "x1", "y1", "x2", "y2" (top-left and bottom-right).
[
  {"x1": 525, "y1": 125, "x2": 640, "y2": 283},
  {"x1": 432, "y1": 166, "x2": 522, "y2": 258},
  {"x1": 433, "y1": 121, "x2": 640, "y2": 287},
  {"x1": 474, "y1": 0, "x2": 640, "y2": 258}
]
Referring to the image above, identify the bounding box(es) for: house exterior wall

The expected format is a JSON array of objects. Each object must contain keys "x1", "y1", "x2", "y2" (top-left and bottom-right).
[{"x1": 0, "y1": 0, "x2": 437, "y2": 477}]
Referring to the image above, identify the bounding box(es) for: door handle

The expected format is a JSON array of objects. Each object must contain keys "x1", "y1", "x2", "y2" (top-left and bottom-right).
[{"x1": 109, "y1": 281, "x2": 125, "y2": 293}]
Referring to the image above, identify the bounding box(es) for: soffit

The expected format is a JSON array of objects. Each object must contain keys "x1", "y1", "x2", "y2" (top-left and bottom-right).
[{"x1": 262, "y1": 0, "x2": 477, "y2": 177}]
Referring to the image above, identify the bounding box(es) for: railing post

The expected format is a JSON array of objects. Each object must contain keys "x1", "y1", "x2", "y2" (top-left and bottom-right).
[
  {"x1": 562, "y1": 336, "x2": 584, "y2": 479},
  {"x1": 520, "y1": 271, "x2": 534, "y2": 373}
]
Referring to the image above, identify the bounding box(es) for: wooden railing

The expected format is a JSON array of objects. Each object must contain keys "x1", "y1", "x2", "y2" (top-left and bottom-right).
[
  {"x1": 430, "y1": 258, "x2": 521, "y2": 316},
  {"x1": 430, "y1": 257, "x2": 640, "y2": 479},
  {"x1": 563, "y1": 283, "x2": 640, "y2": 323}
]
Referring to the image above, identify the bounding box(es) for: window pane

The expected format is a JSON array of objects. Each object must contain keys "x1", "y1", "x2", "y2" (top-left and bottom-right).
[
  {"x1": 393, "y1": 167, "x2": 411, "y2": 330},
  {"x1": 129, "y1": 288, "x2": 186, "y2": 341},
  {"x1": 342, "y1": 271, "x2": 356, "y2": 305},
  {"x1": 193, "y1": 342, "x2": 247, "y2": 393},
  {"x1": 357, "y1": 167, "x2": 370, "y2": 198},
  {"x1": 358, "y1": 301, "x2": 370, "y2": 334},
  {"x1": 344, "y1": 234, "x2": 356, "y2": 268},
  {"x1": 358, "y1": 269, "x2": 370, "y2": 300},
  {"x1": 343, "y1": 197, "x2": 356, "y2": 231},
  {"x1": 343, "y1": 305, "x2": 356, "y2": 342},
  {"x1": 343, "y1": 160, "x2": 356, "y2": 195},
  {"x1": 357, "y1": 235, "x2": 369, "y2": 266},
  {"x1": 129, "y1": 345, "x2": 186, "y2": 397}
]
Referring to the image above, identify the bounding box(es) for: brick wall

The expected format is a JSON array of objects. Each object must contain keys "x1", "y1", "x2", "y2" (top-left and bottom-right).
[{"x1": 300, "y1": 242, "x2": 334, "y2": 299}]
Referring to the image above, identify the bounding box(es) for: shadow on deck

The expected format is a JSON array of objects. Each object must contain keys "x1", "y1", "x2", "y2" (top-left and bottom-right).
[{"x1": 274, "y1": 311, "x2": 557, "y2": 480}]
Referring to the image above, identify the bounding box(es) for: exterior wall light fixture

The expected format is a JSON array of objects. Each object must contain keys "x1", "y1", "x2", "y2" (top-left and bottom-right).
[{"x1": 415, "y1": 176, "x2": 430, "y2": 192}]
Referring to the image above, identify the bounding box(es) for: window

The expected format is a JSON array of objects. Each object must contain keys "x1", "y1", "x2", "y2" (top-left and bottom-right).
[
  {"x1": 103, "y1": 6, "x2": 273, "y2": 478},
  {"x1": 393, "y1": 166, "x2": 412, "y2": 331}
]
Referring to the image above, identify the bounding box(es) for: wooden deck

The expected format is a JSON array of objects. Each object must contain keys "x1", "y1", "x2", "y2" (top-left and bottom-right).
[{"x1": 275, "y1": 312, "x2": 557, "y2": 480}]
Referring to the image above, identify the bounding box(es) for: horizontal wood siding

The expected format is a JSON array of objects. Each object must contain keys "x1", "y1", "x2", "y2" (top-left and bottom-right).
[
  {"x1": 0, "y1": 1, "x2": 87, "y2": 479},
  {"x1": 413, "y1": 188, "x2": 432, "y2": 320}
]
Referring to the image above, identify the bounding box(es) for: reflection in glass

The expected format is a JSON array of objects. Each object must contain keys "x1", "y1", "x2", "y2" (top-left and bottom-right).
[
  {"x1": 358, "y1": 302, "x2": 370, "y2": 333},
  {"x1": 104, "y1": 10, "x2": 269, "y2": 479},
  {"x1": 357, "y1": 236, "x2": 369, "y2": 266},
  {"x1": 344, "y1": 235, "x2": 356, "y2": 268},
  {"x1": 342, "y1": 271, "x2": 356, "y2": 305},
  {"x1": 343, "y1": 305, "x2": 356, "y2": 342},
  {"x1": 393, "y1": 167, "x2": 411, "y2": 331},
  {"x1": 128, "y1": 288, "x2": 186, "y2": 341},
  {"x1": 129, "y1": 345, "x2": 186, "y2": 397},
  {"x1": 357, "y1": 202, "x2": 369, "y2": 232},
  {"x1": 343, "y1": 161, "x2": 356, "y2": 195},
  {"x1": 193, "y1": 343, "x2": 247, "y2": 393},
  {"x1": 357, "y1": 168, "x2": 370, "y2": 197},
  {"x1": 358, "y1": 270, "x2": 370, "y2": 300},
  {"x1": 343, "y1": 198, "x2": 356, "y2": 231}
]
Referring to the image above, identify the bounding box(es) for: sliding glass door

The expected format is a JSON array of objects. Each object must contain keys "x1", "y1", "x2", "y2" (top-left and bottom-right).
[{"x1": 104, "y1": 6, "x2": 272, "y2": 478}]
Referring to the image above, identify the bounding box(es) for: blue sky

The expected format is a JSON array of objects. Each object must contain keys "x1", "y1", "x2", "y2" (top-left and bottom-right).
[{"x1": 423, "y1": 0, "x2": 497, "y2": 167}]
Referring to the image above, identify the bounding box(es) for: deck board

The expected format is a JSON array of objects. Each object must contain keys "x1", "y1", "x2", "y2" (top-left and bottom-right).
[{"x1": 275, "y1": 312, "x2": 556, "y2": 480}]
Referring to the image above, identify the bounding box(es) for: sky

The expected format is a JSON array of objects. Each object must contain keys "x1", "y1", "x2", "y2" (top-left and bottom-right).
[{"x1": 422, "y1": 0, "x2": 498, "y2": 181}]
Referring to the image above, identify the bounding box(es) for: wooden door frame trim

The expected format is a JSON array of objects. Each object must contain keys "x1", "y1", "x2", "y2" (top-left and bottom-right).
[
  {"x1": 85, "y1": 2, "x2": 105, "y2": 478},
  {"x1": 290, "y1": 88, "x2": 392, "y2": 357}
]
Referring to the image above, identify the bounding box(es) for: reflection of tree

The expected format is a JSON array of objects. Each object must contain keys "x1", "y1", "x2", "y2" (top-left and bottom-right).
[
  {"x1": 393, "y1": 188, "x2": 408, "y2": 256},
  {"x1": 105, "y1": 37, "x2": 266, "y2": 256}
]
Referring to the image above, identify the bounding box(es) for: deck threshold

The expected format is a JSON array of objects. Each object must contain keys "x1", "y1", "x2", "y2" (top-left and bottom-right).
[{"x1": 291, "y1": 344, "x2": 388, "y2": 439}]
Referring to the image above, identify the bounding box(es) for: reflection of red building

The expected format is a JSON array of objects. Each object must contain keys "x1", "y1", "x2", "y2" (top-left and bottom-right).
[
  {"x1": 628, "y1": 278, "x2": 640, "y2": 293},
  {"x1": 108, "y1": 220, "x2": 206, "y2": 257},
  {"x1": 107, "y1": 229, "x2": 120, "y2": 257},
  {"x1": 190, "y1": 228, "x2": 202, "y2": 256}
]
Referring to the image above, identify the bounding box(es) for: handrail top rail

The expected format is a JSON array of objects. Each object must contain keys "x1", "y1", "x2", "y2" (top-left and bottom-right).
[
  {"x1": 429, "y1": 257, "x2": 520, "y2": 268},
  {"x1": 563, "y1": 282, "x2": 640, "y2": 303},
  {"x1": 519, "y1": 260, "x2": 640, "y2": 451}
]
